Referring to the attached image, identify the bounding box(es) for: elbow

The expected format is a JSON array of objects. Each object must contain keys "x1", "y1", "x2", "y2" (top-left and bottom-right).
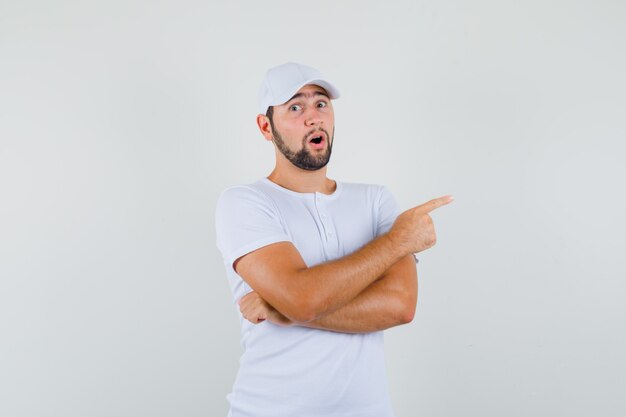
[
  {"x1": 400, "y1": 305, "x2": 416, "y2": 324},
  {"x1": 397, "y1": 295, "x2": 417, "y2": 324},
  {"x1": 400, "y1": 278, "x2": 418, "y2": 324},
  {"x1": 281, "y1": 296, "x2": 319, "y2": 323},
  {"x1": 287, "y1": 309, "x2": 317, "y2": 324},
  {"x1": 280, "y1": 281, "x2": 332, "y2": 323}
]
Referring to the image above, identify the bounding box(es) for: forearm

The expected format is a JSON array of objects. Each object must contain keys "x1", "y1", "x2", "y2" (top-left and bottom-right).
[
  {"x1": 301, "y1": 255, "x2": 418, "y2": 333},
  {"x1": 239, "y1": 255, "x2": 418, "y2": 332},
  {"x1": 289, "y1": 234, "x2": 407, "y2": 322},
  {"x1": 302, "y1": 280, "x2": 413, "y2": 333},
  {"x1": 236, "y1": 195, "x2": 451, "y2": 324}
]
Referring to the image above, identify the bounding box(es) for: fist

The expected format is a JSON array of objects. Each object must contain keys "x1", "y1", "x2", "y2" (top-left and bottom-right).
[{"x1": 238, "y1": 291, "x2": 292, "y2": 327}]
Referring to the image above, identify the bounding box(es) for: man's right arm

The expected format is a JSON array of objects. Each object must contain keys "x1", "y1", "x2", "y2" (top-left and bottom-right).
[{"x1": 234, "y1": 195, "x2": 453, "y2": 323}]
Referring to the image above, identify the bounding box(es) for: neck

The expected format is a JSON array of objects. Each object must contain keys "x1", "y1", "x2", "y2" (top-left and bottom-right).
[{"x1": 267, "y1": 159, "x2": 336, "y2": 195}]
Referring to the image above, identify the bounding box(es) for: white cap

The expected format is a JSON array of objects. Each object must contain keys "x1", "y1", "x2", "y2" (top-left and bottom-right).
[{"x1": 258, "y1": 62, "x2": 340, "y2": 115}]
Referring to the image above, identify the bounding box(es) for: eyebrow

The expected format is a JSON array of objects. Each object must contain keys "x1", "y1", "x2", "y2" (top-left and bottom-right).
[{"x1": 287, "y1": 91, "x2": 330, "y2": 103}]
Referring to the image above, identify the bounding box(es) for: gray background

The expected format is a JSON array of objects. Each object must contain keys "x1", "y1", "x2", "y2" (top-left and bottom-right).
[{"x1": 1, "y1": 0, "x2": 625, "y2": 416}]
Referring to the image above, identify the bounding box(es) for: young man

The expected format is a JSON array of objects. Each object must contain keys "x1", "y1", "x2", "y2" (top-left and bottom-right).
[{"x1": 215, "y1": 62, "x2": 452, "y2": 417}]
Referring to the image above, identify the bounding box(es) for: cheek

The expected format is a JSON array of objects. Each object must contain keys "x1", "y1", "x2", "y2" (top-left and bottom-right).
[{"x1": 281, "y1": 127, "x2": 299, "y2": 139}]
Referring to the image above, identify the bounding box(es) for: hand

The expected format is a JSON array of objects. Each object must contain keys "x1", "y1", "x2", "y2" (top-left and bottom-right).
[
  {"x1": 238, "y1": 291, "x2": 293, "y2": 327},
  {"x1": 388, "y1": 195, "x2": 454, "y2": 254}
]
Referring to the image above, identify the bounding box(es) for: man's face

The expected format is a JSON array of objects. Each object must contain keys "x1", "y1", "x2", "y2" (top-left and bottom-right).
[{"x1": 268, "y1": 84, "x2": 335, "y2": 171}]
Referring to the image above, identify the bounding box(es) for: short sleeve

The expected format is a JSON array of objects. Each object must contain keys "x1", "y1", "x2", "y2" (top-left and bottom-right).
[
  {"x1": 215, "y1": 186, "x2": 291, "y2": 272},
  {"x1": 375, "y1": 185, "x2": 400, "y2": 237}
]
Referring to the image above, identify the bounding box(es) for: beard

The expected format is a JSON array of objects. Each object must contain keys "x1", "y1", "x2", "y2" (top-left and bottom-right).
[{"x1": 271, "y1": 127, "x2": 334, "y2": 171}]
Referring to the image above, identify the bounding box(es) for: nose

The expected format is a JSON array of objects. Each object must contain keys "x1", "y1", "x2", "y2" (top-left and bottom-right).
[{"x1": 304, "y1": 107, "x2": 323, "y2": 126}]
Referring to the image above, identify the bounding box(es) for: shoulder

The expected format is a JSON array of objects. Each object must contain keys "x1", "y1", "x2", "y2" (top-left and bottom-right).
[
  {"x1": 218, "y1": 183, "x2": 263, "y2": 204},
  {"x1": 217, "y1": 181, "x2": 273, "y2": 207},
  {"x1": 216, "y1": 181, "x2": 281, "y2": 220}
]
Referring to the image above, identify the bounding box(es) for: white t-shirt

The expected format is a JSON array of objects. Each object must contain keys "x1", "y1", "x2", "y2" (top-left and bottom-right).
[{"x1": 215, "y1": 178, "x2": 400, "y2": 417}]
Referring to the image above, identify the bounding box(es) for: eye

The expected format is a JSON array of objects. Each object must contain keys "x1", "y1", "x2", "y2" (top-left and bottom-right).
[
  {"x1": 317, "y1": 101, "x2": 327, "y2": 108},
  {"x1": 289, "y1": 104, "x2": 301, "y2": 111}
]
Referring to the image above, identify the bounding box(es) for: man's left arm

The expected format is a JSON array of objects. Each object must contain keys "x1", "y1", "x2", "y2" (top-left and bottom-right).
[{"x1": 238, "y1": 254, "x2": 417, "y2": 333}]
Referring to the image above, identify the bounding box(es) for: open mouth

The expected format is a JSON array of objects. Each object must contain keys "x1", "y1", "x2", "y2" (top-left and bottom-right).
[{"x1": 308, "y1": 131, "x2": 326, "y2": 146}]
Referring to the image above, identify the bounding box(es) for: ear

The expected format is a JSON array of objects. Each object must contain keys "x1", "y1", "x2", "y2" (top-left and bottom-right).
[{"x1": 256, "y1": 114, "x2": 274, "y2": 142}]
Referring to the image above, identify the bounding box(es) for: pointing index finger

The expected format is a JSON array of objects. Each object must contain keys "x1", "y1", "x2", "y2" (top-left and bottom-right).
[{"x1": 416, "y1": 195, "x2": 454, "y2": 214}]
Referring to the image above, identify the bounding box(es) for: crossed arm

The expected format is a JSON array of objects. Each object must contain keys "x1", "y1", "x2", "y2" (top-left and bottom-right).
[
  {"x1": 234, "y1": 195, "x2": 452, "y2": 333},
  {"x1": 235, "y1": 236, "x2": 418, "y2": 333}
]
